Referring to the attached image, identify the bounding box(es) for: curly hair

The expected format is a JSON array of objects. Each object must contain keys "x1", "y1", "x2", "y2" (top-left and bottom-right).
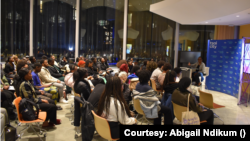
[
  {"x1": 146, "y1": 61, "x2": 157, "y2": 73},
  {"x1": 116, "y1": 60, "x2": 128, "y2": 68}
]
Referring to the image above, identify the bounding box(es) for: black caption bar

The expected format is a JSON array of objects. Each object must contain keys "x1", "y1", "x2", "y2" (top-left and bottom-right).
[{"x1": 120, "y1": 125, "x2": 249, "y2": 140}]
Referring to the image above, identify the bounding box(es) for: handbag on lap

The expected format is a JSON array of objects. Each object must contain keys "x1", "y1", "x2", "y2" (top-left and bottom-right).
[{"x1": 182, "y1": 94, "x2": 200, "y2": 125}]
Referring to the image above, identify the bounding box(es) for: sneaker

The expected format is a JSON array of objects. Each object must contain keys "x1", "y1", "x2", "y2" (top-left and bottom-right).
[{"x1": 59, "y1": 97, "x2": 68, "y2": 104}]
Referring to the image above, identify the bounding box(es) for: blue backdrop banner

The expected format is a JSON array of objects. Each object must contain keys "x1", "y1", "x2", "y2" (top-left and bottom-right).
[{"x1": 206, "y1": 39, "x2": 242, "y2": 98}]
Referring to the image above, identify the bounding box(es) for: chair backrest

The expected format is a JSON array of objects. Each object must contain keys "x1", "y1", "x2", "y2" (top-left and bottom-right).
[
  {"x1": 13, "y1": 97, "x2": 23, "y2": 121},
  {"x1": 133, "y1": 98, "x2": 145, "y2": 115},
  {"x1": 91, "y1": 110, "x2": 119, "y2": 140},
  {"x1": 205, "y1": 67, "x2": 209, "y2": 76},
  {"x1": 198, "y1": 89, "x2": 214, "y2": 108},
  {"x1": 150, "y1": 79, "x2": 157, "y2": 91},
  {"x1": 171, "y1": 101, "x2": 187, "y2": 122}
]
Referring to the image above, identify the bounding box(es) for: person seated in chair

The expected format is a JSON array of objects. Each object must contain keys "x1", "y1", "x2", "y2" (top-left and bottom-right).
[
  {"x1": 173, "y1": 67, "x2": 182, "y2": 83},
  {"x1": 188, "y1": 57, "x2": 206, "y2": 86},
  {"x1": 172, "y1": 77, "x2": 214, "y2": 125},
  {"x1": 163, "y1": 70, "x2": 178, "y2": 95},
  {"x1": 4, "y1": 57, "x2": 16, "y2": 79},
  {"x1": 51, "y1": 55, "x2": 59, "y2": 67},
  {"x1": 29, "y1": 56, "x2": 36, "y2": 69},
  {"x1": 47, "y1": 58, "x2": 65, "y2": 82},
  {"x1": 85, "y1": 60, "x2": 105, "y2": 86},
  {"x1": 150, "y1": 61, "x2": 165, "y2": 90},
  {"x1": 100, "y1": 57, "x2": 114, "y2": 76},
  {"x1": 132, "y1": 70, "x2": 173, "y2": 125},
  {"x1": 97, "y1": 76, "x2": 137, "y2": 139},
  {"x1": 118, "y1": 71, "x2": 131, "y2": 105},
  {"x1": 60, "y1": 56, "x2": 68, "y2": 67},
  {"x1": 17, "y1": 68, "x2": 61, "y2": 127},
  {"x1": 158, "y1": 63, "x2": 172, "y2": 86}
]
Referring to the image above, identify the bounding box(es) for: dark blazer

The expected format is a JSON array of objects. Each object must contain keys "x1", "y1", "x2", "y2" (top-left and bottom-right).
[
  {"x1": 92, "y1": 63, "x2": 99, "y2": 73},
  {"x1": 47, "y1": 66, "x2": 63, "y2": 78},
  {"x1": 4, "y1": 63, "x2": 14, "y2": 74},
  {"x1": 123, "y1": 83, "x2": 131, "y2": 101},
  {"x1": 74, "y1": 79, "x2": 91, "y2": 100}
]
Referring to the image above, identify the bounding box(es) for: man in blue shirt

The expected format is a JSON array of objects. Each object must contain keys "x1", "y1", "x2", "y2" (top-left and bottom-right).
[{"x1": 32, "y1": 63, "x2": 62, "y2": 109}]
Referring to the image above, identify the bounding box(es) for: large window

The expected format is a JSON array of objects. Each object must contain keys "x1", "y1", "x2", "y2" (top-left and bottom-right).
[
  {"x1": 1, "y1": 0, "x2": 30, "y2": 61},
  {"x1": 127, "y1": 0, "x2": 176, "y2": 65},
  {"x1": 178, "y1": 25, "x2": 215, "y2": 66},
  {"x1": 79, "y1": 0, "x2": 125, "y2": 64},
  {"x1": 33, "y1": 0, "x2": 76, "y2": 61}
]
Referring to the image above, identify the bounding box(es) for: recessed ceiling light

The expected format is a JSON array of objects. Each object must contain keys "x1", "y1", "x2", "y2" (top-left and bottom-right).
[
  {"x1": 205, "y1": 22, "x2": 208, "y2": 23},
  {"x1": 236, "y1": 15, "x2": 239, "y2": 17}
]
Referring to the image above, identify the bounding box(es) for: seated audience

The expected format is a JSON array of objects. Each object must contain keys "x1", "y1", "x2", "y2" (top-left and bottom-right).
[
  {"x1": 158, "y1": 63, "x2": 172, "y2": 86},
  {"x1": 163, "y1": 70, "x2": 178, "y2": 95},
  {"x1": 73, "y1": 68, "x2": 91, "y2": 100},
  {"x1": 128, "y1": 65, "x2": 140, "y2": 80},
  {"x1": 32, "y1": 63, "x2": 61, "y2": 107},
  {"x1": 78, "y1": 60, "x2": 86, "y2": 68},
  {"x1": 174, "y1": 67, "x2": 182, "y2": 82},
  {"x1": 172, "y1": 77, "x2": 214, "y2": 125},
  {"x1": 26, "y1": 55, "x2": 31, "y2": 64},
  {"x1": 146, "y1": 61, "x2": 157, "y2": 76},
  {"x1": 38, "y1": 59, "x2": 68, "y2": 103},
  {"x1": 100, "y1": 57, "x2": 114, "y2": 76},
  {"x1": 132, "y1": 70, "x2": 173, "y2": 125},
  {"x1": 97, "y1": 76, "x2": 137, "y2": 139},
  {"x1": 150, "y1": 61, "x2": 165, "y2": 90},
  {"x1": 17, "y1": 68, "x2": 60, "y2": 127},
  {"x1": 141, "y1": 60, "x2": 147, "y2": 70},
  {"x1": 1, "y1": 71, "x2": 16, "y2": 120},
  {"x1": 82, "y1": 60, "x2": 104, "y2": 86},
  {"x1": 51, "y1": 55, "x2": 59, "y2": 67},
  {"x1": 118, "y1": 71, "x2": 131, "y2": 105},
  {"x1": 65, "y1": 64, "x2": 78, "y2": 89},
  {"x1": 128, "y1": 60, "x2": 133, "y2": 73},
  {"x1": 91, "y1": 57, "x2": 100, "y2": 73},
  {"x1": 60, "y1": 56, "x2": 68, "y2": 67},
  {"x1": 13, "y1": 55, "x2": 19, "y2": 68},
  {"x1": 47, "y1": 58, "x2": 65, "y2": 81},
  {"x1": 134, "y1": 59, "x2": 139, "y2": 66},
  {"x1": 42, "y1": 55, "x2": 48, "y2": 60},
  {"x1": 119, "y1": 63, "x2": 128, "y2": 74},
  {"x1": 4, "y1": 56, "x2": 16, "y2": 78},
  {"x1": 29, "y1": 56, "x2": 36, "y2": 69}
]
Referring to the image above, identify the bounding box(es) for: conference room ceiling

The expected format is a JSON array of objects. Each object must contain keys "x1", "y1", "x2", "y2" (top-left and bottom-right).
[
  {"x1": 40, "y1": 0, "x2": 163, "y2": 11},
  {"x1": 150, "y1": 0, "x2": 250, "y2": 26}
]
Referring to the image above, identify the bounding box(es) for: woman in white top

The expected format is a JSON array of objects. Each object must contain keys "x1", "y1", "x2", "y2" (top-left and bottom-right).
[{"x1": 97, "y1": 76, "x2": 136, "y2": 139}]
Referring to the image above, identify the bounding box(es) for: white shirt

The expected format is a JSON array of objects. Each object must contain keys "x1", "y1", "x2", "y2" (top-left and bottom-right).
[
  {"x1": 150, "y1": 68, "x2": 162, "y2": 88},
  {"x1": 102, "y1": 97, "x2": 136, "y2": 125},
  {"x1": 54, "y1": 61, "x2": 59, "y2": 67}
]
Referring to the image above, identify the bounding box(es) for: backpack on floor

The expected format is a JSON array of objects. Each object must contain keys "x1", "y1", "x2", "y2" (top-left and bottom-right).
[{"x1": 19, "y1": 98, "x2": 39, "y2": 121}]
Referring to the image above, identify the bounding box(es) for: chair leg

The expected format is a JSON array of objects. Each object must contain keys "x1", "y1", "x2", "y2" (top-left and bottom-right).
[
  {"x1": 214, "y1": 114, "x2": 224, "y2": 125},
  {"x1": 30, "y1": 125, "x2": 43, "y2": 141},
  {"x1": 18, "y1": 124, "x2": 30, "y2": 138},
  {"x1": 33, "y1": 123, "x2": 47, "y2": 135}
]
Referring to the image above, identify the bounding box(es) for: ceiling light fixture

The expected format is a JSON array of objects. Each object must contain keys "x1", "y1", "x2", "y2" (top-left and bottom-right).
[
  {"x1": 236, "y1": 15, "x2": 239, "y2": 17},
  {"x1": 205, "y1": 22, "x2": 208, "y2": 23}
]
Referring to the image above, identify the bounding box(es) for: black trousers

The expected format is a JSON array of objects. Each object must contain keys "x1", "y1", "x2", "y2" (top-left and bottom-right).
[
  {"x1": 1, "y1": 90, "x2": 16, "y2": 120},
  {"x1": 192, "y1": 72, "x2": 201, "y2": 84},
  {"x1": 39, "y1": 99, "x2": 57, "y2": 124},
  {"x1": 154, "y1": 105, "x2": 173, "y2": 125},
  {"x1": 198, "y1": 109, "x2": 214, "y2": 125}
]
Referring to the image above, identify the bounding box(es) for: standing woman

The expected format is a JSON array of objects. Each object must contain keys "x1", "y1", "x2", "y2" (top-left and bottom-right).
[
  {"x1": 73, "y1": 68, "x2": 91, "y2": 100},
  {"x1": 97, "y1": 76, "x2": 137, "y2": 139},
  {"x1": 17, "y1": 68, "x2": 60, "y2": 127},
  {"x1": 188, "y1": 57, "x2": 206, "y2": 86},
  {"x1": 4, "y1": 56, "x2": 16, "y2": 78}
]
